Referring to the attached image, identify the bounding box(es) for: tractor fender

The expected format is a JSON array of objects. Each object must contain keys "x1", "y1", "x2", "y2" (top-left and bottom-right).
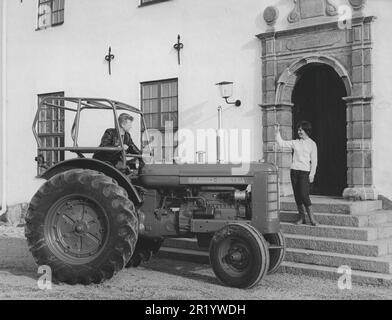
[{"x1": 40, "y1": 158, "x2": 142, "y2": 205}]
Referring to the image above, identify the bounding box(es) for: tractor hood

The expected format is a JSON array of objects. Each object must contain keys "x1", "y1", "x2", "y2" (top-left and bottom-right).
[{"x1": 139, "y1": 162, "x2": 277, "y2": 188}]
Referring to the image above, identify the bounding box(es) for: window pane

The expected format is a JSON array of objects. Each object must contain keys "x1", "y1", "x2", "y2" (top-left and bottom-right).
[
  {"x1": 141, "y1": 80, "x2": 177, "y2": 159},
  {"x1": 37, "y1": 92, "x2": 64, "y2": 175},
  {"x1": 151, "y1": 85, "x2": 159, "y2": 98},
  {"x1": 171, "y1": 112, "x2": 178, "y2": 128},
  {"x1": 171, "y1": 81, "x2": 178, "y2": 96},
  {"x1": 46, "y1": 120, "x2": 52, "y2": 133},
  {"x1": 161, "y1": 112, "x2": 171, "y2": 127},
  {"x1": 142, "y1": 100, "x2": 151, "y2": 113},
  {"x1": 151, "y1": 114, "x2": 159, "y2": 128},
  {"x1": 172, "y1": 97, "x2": 178, "y2": 111},
  {"x1": 161, "y1": 83, "x2": 170, "y2": 98},
  {"x1": 39, "y1": 109, "x2": 46, "y2": 121},
  {"x1": 161, "y1": 97, "x2": 177, "y2": 112},
  {"x1": 145, "y1": 114, "x2": 159, "y2": 129},
  {"x1": 151, "y1": 99, "x2": 159, "y2": 113},
  {"x1": 52, "y1": 12, "x2": 59, "y2": 24},
  {"x1": 161, "y1": 98, "x2": 171, "y2": 112},
  {"x1": 142, "y1": 86, "x2": 150, "y2": 99},
  {"x1": 161, "y1": 112, "x2": 178, "y2": 128},
  {"x1": 38, "y1": 0, "x2": 64, "y2": 28}
]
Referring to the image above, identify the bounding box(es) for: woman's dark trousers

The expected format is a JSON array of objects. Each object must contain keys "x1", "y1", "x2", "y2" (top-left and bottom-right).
[{"x1": 290, "y1": 170, "x2": 318, "y2": 226}]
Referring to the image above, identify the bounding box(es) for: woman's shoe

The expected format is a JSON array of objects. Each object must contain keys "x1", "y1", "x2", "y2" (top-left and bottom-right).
[
  {"x1": 305, "y1": 205, "x2": 318, "y2": 226},
  {"x1": 295, "y1": 204, "x2": 306, "y2": 225}
]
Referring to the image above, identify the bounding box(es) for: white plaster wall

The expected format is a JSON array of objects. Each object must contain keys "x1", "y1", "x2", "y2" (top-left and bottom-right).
[
  {"x1": 4, "y1": 0, "x2": 392, "y2": 205},
  {"x1": 5, "y1": 0, "x2": 277, "y2": 205},
  {"x1": 0, "y1": 0, "x2": 4, "y2": 207}
]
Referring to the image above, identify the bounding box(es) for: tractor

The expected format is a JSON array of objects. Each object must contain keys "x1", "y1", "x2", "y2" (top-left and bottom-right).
[{"x1": 25, "y1": 97, "x2": 285, "y2": 289}]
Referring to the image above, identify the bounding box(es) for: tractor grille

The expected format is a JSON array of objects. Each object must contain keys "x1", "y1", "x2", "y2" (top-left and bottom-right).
[{"x1": 267, "y1": 173, "x2": 279, "y2": 220}]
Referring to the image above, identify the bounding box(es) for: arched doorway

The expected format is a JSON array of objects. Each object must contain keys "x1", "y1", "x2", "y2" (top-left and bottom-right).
[
  {"x1": 258, "y1": 15, "x2": 378, "y2": 200},
  {"x1": 292, "y1": 64, "x2": 348, "y2": 196}
]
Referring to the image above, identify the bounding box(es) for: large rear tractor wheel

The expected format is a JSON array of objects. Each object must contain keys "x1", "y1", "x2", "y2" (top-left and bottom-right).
[
  {"x1": 264, "y1": 232, "x2": 286, "y2": 275},
  {"x1": 25, "y1": 169, "x2": 138, "y2": 285},
  {"x1": 209, "y1": 223, "x2": 270, "y2": 289}
]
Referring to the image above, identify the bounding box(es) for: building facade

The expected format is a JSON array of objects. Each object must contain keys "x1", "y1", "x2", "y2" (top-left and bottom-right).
[
  {"x1": 1, "y1": 0, "x2": 5, "y2": 213},
  {"x1": 1, "y1": 0, "x2": 392, "y2": 209}
]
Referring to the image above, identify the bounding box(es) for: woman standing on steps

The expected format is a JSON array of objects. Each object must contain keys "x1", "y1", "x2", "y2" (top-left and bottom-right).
[{"x1": 274, "y1": 121, "x2": 319, "y2": 226}]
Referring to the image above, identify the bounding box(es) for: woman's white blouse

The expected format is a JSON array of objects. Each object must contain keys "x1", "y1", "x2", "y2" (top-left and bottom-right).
[{"x1": 276, "y1": 131, "x2": 318, "y2": 178}]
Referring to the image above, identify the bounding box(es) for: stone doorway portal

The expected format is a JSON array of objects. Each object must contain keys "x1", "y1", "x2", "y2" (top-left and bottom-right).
[
  {"x1": 292, "y1": 64, "x2": 348, "y2": 196},
  {"x1": 257, "y1": 2, "x2": 377, "y2": 200}
]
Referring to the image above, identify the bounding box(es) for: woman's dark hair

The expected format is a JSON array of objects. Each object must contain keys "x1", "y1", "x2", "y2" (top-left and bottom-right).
[{"x1": 296, "y1": 121, "x2": 312, "y2": 137}]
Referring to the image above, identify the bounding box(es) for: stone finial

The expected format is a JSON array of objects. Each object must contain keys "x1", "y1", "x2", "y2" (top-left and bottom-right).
[
  {"x1": 263, "y1": 6, "x2": 279, "y2": 27},
  {"x1": 348, "y1": 0, "x2": 366, "y2": 11},
  {"x1": 325, "y1": 0, "x2": 338, "y2": 16},
  {"x1": 288, "y1": 0, "x2": 300, "y2": 23}
]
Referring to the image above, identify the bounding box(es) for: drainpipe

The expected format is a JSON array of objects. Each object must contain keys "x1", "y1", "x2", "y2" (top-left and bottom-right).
[{"x1": 0, "y1": 0, "x2": 7, "y2": 216}]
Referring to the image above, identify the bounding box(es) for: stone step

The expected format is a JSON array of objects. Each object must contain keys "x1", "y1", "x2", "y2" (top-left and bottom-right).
[
  {"x1": 285, "y1": 234, "x2": 392, "y2": 257},
  {"x1": 285, "y1": 248, "x2": 392, "y2": 274},
  {"x1": 281, "y1": 222, "x2": 392, "y2": 241},
  {"x1": 164, "y1": 235, "x2": 392, "y2": 258},
  {"x1": 280, "y1": 197, "x2": 382, "y2": 214},
  {"x1": 280, "y1": 210, "x2": 392, "y2": 227},
  {"x1": 157, "y1": 246, "x2": 392, "y2": 286},
  {"x1": 281, "y1": 261, "x2": 392, "y2": 287}
]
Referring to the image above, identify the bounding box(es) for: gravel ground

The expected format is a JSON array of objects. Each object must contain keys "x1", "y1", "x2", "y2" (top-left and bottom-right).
[{"x1": 0, "y1": 224, "x2": 392, "y2": 300}]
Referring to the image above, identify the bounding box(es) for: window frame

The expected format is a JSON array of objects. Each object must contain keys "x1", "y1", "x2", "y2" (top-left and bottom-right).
[
  {"x1": 37, "y1": 0, "x2": 65, "y2": 30},
  {"x1": 139, "y1": 0, "x2": 172, "y2": 8},
  {"x1": 140, "y1": 78, "x2": 179, "y2": 162},
  {"x1": 36, "y1": 92, "x2": 65, "y2": 176}
]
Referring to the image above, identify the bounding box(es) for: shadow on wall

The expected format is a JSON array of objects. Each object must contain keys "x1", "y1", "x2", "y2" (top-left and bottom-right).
[{"x1": 180, "y1": 101, "x2": 212, "y2": 128}]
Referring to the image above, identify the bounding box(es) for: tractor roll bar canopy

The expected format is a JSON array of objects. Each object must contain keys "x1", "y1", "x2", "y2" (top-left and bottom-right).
[{"x1": 32, "y1": 97, "x2": 151, "y2": 160}]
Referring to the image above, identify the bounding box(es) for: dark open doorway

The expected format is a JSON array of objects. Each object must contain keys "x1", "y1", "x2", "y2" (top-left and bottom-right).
[{"x1": 292, "y1": 64, "x2": 348, "y2": 197}]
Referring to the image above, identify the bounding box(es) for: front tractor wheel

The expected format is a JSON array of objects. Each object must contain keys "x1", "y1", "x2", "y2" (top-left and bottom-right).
[
  {"x1": 209, "y1": 223, "x2": 270, "y2": 289},
  {"x1": 264, "y1": 232, "x2": 286, "y2": 275},
  {"x1": 25, "y1": 169, "x2": 138, "y2": 285}
]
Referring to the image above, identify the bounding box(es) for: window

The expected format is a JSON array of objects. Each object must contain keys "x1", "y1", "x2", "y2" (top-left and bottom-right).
[
  {"x1": 139, "y1": 0, "x2": 172, "y2": 7},
  {"x1": 37, "y1": 93, "x2": 65, "y2": 175},
  {"x1": 141, "y1": 79, "x2": 178, "y2": 162},
  {"x1": 37, "y1": 0, "x2": 65, "y2": 30}
]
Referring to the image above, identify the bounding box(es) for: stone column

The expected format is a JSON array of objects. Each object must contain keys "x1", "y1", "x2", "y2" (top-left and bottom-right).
[
  {"x1": 343, "y1": 15, "x2": 377, "y2": 200},
  {"x1": 260, "y1": 31, "x2": 294, "y2": 197},
  {"x1": 344, "y1": 97, "x2": 377, "y2": 200},
  {"x1": 262, "y1": 103, "x2": 293, "y2": 196}
]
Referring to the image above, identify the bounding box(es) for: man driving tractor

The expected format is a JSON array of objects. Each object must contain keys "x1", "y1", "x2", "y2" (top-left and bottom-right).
[{"x1": 93, "y1": 113, "x2": 142, "y2": 166}]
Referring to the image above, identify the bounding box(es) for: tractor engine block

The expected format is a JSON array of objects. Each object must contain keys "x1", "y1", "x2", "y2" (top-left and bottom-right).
[{"x1": 140, "y1": 187, "x2": 251, "y2": 238}]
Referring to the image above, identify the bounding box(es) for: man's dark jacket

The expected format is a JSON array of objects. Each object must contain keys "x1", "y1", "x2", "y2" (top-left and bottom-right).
[{"x1": 93, "y1": 128, "x2": 141, "y2": 166}]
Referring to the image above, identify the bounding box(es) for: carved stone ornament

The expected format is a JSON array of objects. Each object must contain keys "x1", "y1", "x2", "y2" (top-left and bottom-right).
[
  {"x1": 325, "y1": 0, "x2": 338, "y2": 16},
  {"x1": 288, "y1": 0, "x2": 338, "y2": 23},
  {"x1": 349, "y1": 0, "x2": 366, "y2": 11},
  {"x1": 263, "y1": 6, "x2": 279, "y2": 26},
  {"x1": 288, "y1": 0, "x2": 300, "y2": 23}
]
